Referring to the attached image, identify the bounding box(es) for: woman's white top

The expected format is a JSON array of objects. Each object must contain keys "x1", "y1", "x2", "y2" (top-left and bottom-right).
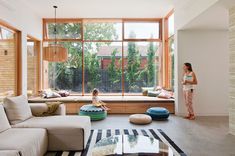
[{"x1": 183, "y1": 72, "x2": 194, "y2": 91}]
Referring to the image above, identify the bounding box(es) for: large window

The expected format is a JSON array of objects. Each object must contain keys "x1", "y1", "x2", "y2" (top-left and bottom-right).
[
  {"x1": 45, "y1": 42, "x2": 83, "y2": 94},
  {"x1": 169, "y1": 37, "x2": 174, "y2": 89},
  {"x1": 0, "y1": 24, "x2": 20, "y2": 99},
  {"x1": 164, "y1": 11, "x2": 175, "y2": 90},
  {"x1": 43, "y1": 19, "x2": 161, "y2": 95},
  {"x1": 124, "y1": 42, "x2": 159, "y2": 93},
  {"x1": 43, "y1": 19, "x2": 82, "y2": 40},
  {"x1": 124, "y1": 22, "x2": 160, "y2": 39},
  {"x1": 84, "y1": 42, "x2": 122, "y2": 94}
]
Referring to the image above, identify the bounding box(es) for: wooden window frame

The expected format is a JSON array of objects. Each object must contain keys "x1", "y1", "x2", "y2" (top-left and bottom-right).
[
  {"x1": 42, "y1": 18, "x2": 162, "y2": 96},
  {"x1": 0, "y1": 20, "x2": 22, "y2": 95},
  {"x1": 27, "y1": 35, "x2": 41, "y2": 96},
  {"x1": 164, "y1": 9, "x2": 174, "y2": 89}
]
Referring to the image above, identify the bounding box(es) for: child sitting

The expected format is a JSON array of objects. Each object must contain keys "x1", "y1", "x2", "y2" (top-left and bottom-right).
[{"x1": 92, "y1": 88, "x2": 110, "y2": 111}]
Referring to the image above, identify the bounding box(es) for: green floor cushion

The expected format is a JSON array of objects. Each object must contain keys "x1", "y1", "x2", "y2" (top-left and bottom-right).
[
  {"x1": 79, "y1": 104, "x2": 107, "y2": 121},
  {"x1": 146, "y1": 107, "x2": 169, "y2": 120}
]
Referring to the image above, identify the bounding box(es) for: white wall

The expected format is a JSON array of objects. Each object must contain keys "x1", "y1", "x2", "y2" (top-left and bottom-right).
[
  {"x1": 0, "y1": 1, "x2": 42, "y2": 39},
  {"x1": 174, "y1": 0, "x2": 219, "y2": 30},
  {"x1": 176, "y1": 30, "x2": 229, "y2": 116},
  {"x1": 0, "y1": 1, "x2": 42, "y2": 95}
]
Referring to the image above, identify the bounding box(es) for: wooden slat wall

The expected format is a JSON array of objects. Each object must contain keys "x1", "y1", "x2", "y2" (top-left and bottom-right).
[
  {"x1": 27, "y1": 45, "x2": 38, "y2": 95},
  {"x1": 0, "y1": 40, "x2": 16, "y2": 95}
]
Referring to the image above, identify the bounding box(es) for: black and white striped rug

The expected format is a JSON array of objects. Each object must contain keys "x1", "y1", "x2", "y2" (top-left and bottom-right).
[{"x1": 45, "y1": 129, "x2": 186, "y2": 156}]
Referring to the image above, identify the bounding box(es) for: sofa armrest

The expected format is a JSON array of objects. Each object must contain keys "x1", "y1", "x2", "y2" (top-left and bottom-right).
[
  {"x1": 29, "y1": 103, "x2": 66, "y2": 116},
  {"x1": 0, "y1": 150, "x2": 21, "y2": 156}
]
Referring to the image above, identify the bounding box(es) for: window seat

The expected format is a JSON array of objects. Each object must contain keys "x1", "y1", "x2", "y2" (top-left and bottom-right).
[{"x1": 28, "y1": 96, "x2": 175, "y2": 114}]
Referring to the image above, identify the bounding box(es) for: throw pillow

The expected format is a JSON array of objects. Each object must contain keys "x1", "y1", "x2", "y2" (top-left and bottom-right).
[
  {"x1": 147, "y1": 90, "x2": 161, "y2": 97},
  {"x1": 3, "y1": 95, "x2": 32, "y2": 125},
  {"x1": 58, "y1": 90, "x2": 70, "y2": 97},
  {"x1": 141, "y1": 87, "x2": 154, "y2": 96},
  {"x1": 157, "y1": 90, "x2": 173, "y2": 99},
  {"x1": 0, "y1": 105, "x2": 11, "y2": 132},
  {"x1": 40, "y1": 89, "x2": 61, "y2": 98}
]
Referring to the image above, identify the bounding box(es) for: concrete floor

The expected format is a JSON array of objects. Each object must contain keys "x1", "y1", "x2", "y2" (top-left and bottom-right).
[{"x1": 91, "y1": 115, "x2": 235, "y2": 156}]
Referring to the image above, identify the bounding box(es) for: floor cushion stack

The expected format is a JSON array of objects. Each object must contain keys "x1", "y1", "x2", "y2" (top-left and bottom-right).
[
  {"x1": 79, "y1": 104, "x2": 107, "y2": 121},
  {"x1": 146, "y1": 107, "x2": 170, "y2": 120}
]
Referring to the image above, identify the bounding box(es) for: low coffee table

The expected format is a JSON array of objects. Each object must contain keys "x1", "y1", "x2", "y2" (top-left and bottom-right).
[{"x1": 92, "y1": 135, "x2": 173, "y2": 156}]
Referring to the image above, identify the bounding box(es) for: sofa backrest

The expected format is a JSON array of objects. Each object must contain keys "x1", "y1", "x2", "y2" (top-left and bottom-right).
[{"x1": 0, "y1": 104, "x2": 11, "y2": 133}]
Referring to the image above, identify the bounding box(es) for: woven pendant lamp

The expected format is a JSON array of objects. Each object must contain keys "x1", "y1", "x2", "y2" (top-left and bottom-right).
[{"x1": 43, "y1": 6, "x2": 68, "y2": 62}]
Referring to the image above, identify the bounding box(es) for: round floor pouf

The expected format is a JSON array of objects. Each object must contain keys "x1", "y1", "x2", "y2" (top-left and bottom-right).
[
  {"x1": 129, "y1": 114, "x2": 152, "y2": 125},
  {"x1": 79, "y1": 104, "x2": 107, "y2": 121},
  {"x1": 146, "y1": 107, "x2": 170, "y2": 120}
]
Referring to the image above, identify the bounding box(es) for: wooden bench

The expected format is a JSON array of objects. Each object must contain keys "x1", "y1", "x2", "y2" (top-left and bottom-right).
[{"x1": 28, "y1": 96, "x2": 175, "y2": 114}]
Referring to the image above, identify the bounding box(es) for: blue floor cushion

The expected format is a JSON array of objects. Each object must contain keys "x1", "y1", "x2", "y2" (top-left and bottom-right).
[
  {"x1": 146, "y1": 107, "x2": 169, "y2": 120},
  {"x1": 79, "y1": 104, "x2": 107, "y2": 121}
]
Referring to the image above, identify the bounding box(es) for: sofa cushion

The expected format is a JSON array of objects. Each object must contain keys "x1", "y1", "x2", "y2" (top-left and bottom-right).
[
  {"x1": 0, "y1": 105, "x2": 11, "y2": 133},
  {"x1": 0, "y1": 150, "x2": 21, "y2": 156},
  {"x1": 12, "y1": 116, "x2": 91, "y2": 151},
  {"x1": 3, "y1": 95, "x2": 32, "y2": 125},
  {"x1": 0, "y1": 128, "x2": 47, "y2": 156}
]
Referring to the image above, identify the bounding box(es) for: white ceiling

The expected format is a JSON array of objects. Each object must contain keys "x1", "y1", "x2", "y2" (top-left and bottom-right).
[
  {"x1": 1, "y1": 0, "x2": 230, "y2": 30},
  {"x1": 19, "y1": 0, "x2": 175, "y2": 18},
  {"x1": 182, "y1": 2, "x2": 229, "y2": 30}
]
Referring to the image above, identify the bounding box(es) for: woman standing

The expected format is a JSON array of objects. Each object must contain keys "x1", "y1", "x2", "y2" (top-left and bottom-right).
[{"x1": 182, "y1": 63, "x2": 198, "y2": 120}]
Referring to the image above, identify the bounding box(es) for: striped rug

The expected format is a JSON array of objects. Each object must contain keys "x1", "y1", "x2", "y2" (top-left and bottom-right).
[{"x1": 45, "y1": 129, "x2": 186, "y2": 156}]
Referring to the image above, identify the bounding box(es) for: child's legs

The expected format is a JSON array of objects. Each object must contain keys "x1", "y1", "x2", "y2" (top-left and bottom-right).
[{"x1": 100, "y1": 105, "x2": 106, "y2": 110}]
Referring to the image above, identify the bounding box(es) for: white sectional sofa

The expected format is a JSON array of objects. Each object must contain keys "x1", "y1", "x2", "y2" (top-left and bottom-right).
[
  {"x1": 0, "y1": 95, "x2": 91, "y2": 156},
  {"x1": 0, "y1": 150, "x2": 22, "y2": 156}
]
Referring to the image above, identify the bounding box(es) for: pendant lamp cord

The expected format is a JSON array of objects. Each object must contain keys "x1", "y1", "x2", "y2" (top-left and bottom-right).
[{"x1": 53, "y1": 6, "x2": 57, "y2": 45}]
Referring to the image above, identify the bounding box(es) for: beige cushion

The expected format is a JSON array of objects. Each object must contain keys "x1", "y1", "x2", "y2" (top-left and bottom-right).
[
  {"x1": 0, "y1": 105, "x2": 11, "y2": 133},
  {"x1": 13, "y1": 115, "x2": 91, "y2": 151},
  {"x1": 129, "y1": 114, "x2": 152, "y2": 125},
  {"x1": 0, "y1": 128, "x2": 47, "y2": 156},
  {"x1": 3, "y1": 95, "x2": 32, "y2": 125}
]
